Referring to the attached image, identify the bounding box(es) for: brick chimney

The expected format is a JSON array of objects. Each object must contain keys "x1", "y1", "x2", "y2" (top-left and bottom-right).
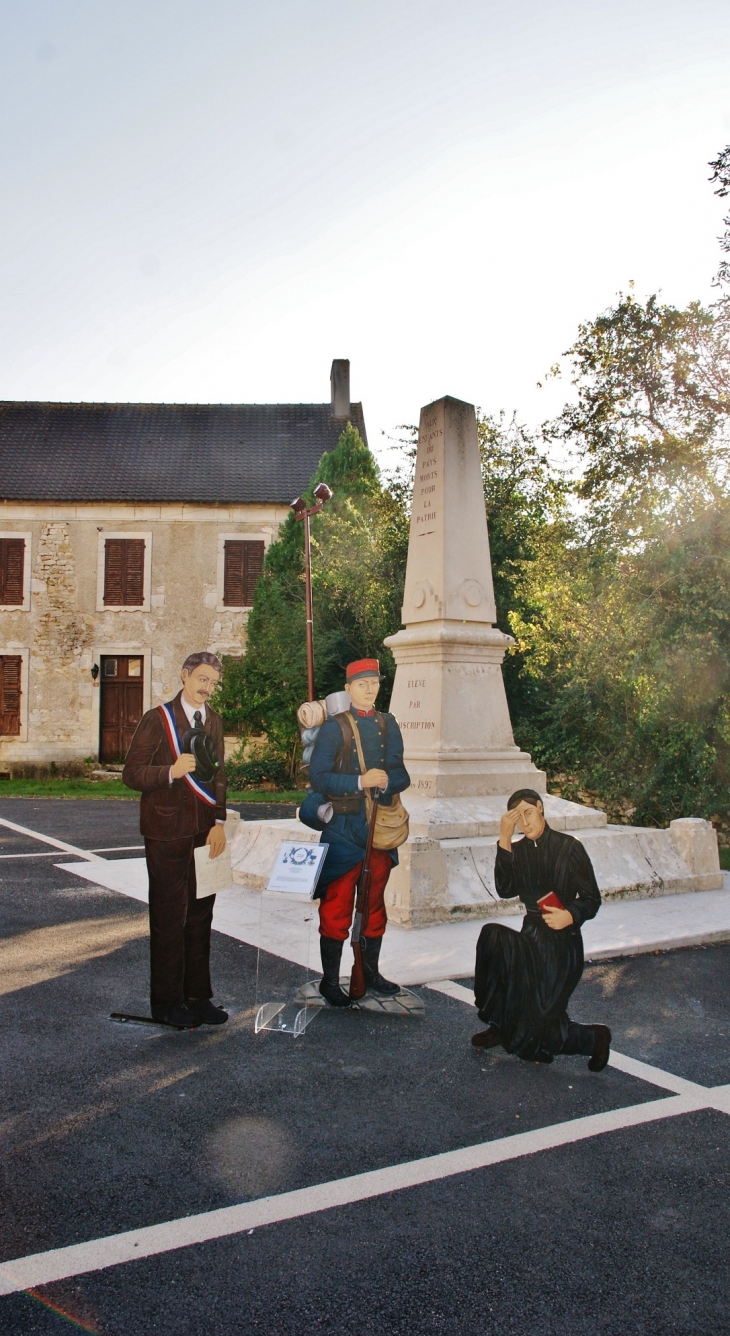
[{"x1": 330, "y1": 359, "x2": 350, "y2": 418}]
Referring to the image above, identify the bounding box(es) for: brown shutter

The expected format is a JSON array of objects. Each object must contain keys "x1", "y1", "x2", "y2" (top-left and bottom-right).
[
  {"x1": 223, "y1": 541, "x2": 245, "y2": 606},
  {"x1": 104, "y1": 539, "x2": 145, "y2": 606},
  {"x1": 124, "y1": 539, "x2": 145, "y2": 605},
  {"x1": 0, "y1": 656, "x2": 21, "y2": 734},
  {"x1": 243, "y1": 541, "x2": 265, "y2": 605},
  {"x1": 223, "y1": 540, "x2": 265, "y2": 606},
  {"x1": 0, "y1": 539, "x2": 25, "y2": 605}
]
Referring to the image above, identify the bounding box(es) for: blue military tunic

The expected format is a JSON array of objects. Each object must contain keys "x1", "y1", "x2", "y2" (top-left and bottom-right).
[{"x1": 300, "y1": 707, "x2": 410, "y2": 888}]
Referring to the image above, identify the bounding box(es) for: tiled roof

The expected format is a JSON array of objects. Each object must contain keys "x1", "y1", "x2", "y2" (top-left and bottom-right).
[{"x1": 0, "y1": 401, "x2": 367, "y2": 504}]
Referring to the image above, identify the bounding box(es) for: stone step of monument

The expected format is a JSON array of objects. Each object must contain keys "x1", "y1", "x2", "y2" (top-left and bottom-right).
[
  {"x1": 404, "y1": 792, "x2": 607, "y2": 840},
  {"x1": 229, "y1": 814, "x2": 722, "y2": 928}
]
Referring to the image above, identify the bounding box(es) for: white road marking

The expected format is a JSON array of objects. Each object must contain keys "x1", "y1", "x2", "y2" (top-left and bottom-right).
[
  {"x1": 0, "y1": 1090, "x2": 716, "y2": 1296},
  {"x1": 0, "y1": 817, "x2": 104, "y2": 863},
  {"x1": 426, "y1": 979, "x2": 474, "y2": 1006},
  {"x1": 425, "y1": 979, "x2": 721, "y2": 1100},
  {"x1": 606, "y1": 1050, "x2": 710, "y2": 1097},
  {"x1": 0, "y1": 851, "x2": 75, "y2": 860},
  {"x1": 1, "y1": 825, "x2": 726, "y2": 1294},
  {"x1": 88, "y1": 846, "x2": 145, "y2": 853}
]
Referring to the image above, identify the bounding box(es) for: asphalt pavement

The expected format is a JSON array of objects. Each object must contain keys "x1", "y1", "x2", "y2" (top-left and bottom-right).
[{"x1": 0, "y1": 799, "x2": 728, "y2": 1335}]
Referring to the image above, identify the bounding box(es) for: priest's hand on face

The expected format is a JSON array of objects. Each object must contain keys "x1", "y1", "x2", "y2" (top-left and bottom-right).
[
  {"x1": 362, "y1": 768, "x2": 388, "y2": 790},
  {"x1": 498, "y1": 808, "x2": 522, "y2": 851},
  {"x1": 543, "y1": 906, "x2": 574, "y2": 931},
  {"x1": 170, "y1": 753, "x2": 197, "y2": 780},
  {"x1": 206, "y1": 824, "x2": 227, "y2": 859}
]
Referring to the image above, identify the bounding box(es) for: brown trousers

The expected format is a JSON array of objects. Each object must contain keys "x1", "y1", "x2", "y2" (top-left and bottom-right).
[{"x1": 145, "y1": 833, "x2": 215, "y2": 1010}]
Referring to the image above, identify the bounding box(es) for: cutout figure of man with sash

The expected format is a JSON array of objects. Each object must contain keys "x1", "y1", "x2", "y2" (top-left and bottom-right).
[{"x1": 123, "y1": 652, "x2": 228, "y2": 1028}]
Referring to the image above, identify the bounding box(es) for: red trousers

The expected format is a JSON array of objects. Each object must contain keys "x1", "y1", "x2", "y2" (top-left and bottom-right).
[{"x1": 318, "y1": 849, "x2": 393, "y2": 941}]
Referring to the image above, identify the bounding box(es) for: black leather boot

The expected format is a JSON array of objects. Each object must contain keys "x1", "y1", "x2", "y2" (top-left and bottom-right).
[
  {"x1": 319, "y1": 937, "x2": 351, "y2": 1007},
  {"x1": 363, "y1": 936, "x2": 400, "y2": 995},
  {"x1": 588, "y1": 1024, "x2": 612, "y2": 1072}
]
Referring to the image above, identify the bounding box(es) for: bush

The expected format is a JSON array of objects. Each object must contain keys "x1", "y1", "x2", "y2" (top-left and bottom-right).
[{"x1": 225, "y1": 742, "x2": 291, "y2": 791}]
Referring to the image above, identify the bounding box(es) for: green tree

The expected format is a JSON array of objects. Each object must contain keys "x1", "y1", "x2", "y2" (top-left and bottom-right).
[
  {"x1": 710, "y1": 144, "x2": 730, "y2": 293},
  {"x1": 511, "y1": 502, "x2": 730, "y2": 825},
  {"x1": 546, "y1": 290, "x2": 730, "y2": 547},
  {"x1": 477, "y1": 411, "x2": 572, "y2": 723},
  {"x1": 213, "y1": 423, "x2": 411, "y2": 768}
]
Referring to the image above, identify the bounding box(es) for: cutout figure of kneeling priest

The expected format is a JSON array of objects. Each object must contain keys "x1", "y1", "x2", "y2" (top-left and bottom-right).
[
  {"x1": 299, "y1": 658, "x2": 410, "y2": 1006},
  {"x1": 472, "y1": 789, "x2": 611, "y2": 1070}
]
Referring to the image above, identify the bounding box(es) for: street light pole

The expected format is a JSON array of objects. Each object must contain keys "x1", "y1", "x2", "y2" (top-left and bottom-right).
[{"x1": 291, "y1": 482, "x2": 333, "y2": 702}]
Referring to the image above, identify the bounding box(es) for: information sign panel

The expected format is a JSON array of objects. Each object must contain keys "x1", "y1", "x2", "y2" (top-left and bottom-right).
[{"x1": 266, "y1": 841, "x2": 328, "y2": 897}]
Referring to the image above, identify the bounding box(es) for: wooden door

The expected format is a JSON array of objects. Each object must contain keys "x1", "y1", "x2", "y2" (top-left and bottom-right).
[{"x1": 99, "y1": 655, "x2": 144, "y2": 762}]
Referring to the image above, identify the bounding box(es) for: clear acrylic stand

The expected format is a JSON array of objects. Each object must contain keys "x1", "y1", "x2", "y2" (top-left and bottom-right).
[
  {"x1": 254, "y1": 883, "x2": 324, "y2": 1038},
  {"x1": 253, "y1": 837, "x2": 425, "y2": 1030}
]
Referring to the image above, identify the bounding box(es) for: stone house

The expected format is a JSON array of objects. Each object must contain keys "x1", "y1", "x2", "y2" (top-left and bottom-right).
[{"x1": 0, "y1": 360, "x2": 365, "y2": 766}]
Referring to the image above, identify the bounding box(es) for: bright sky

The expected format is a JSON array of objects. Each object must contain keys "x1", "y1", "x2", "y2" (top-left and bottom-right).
[{"x1": 1, "y1": 0, "x2": 729, "y2": 462}]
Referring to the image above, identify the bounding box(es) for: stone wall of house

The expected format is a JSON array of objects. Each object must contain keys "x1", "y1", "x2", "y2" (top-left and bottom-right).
[{"x1": 0, "y1": 501, "x2": 288, "y2": 763}]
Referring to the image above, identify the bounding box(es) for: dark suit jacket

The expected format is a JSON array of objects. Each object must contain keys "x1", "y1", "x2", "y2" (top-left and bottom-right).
[{"x1": 123, "y1": 691, "x2": 227, "y2": 840}]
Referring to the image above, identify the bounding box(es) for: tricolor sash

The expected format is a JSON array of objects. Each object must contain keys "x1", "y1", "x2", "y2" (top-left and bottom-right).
[{"x1": 158, "y1": 702, "x2": 217, "y2": 807}]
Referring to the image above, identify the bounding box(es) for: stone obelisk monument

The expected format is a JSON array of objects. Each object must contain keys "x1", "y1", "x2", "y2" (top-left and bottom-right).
[
  {"x1": 229, "y1": 391, "x2": 721, "y2": 927},
  {"x1": 385, "y1": 395, "x2": 544, "y2": 806}
]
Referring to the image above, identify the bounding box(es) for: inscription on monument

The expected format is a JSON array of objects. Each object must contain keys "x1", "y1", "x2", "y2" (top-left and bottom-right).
[{"x1": 411, "y1": 412, "x2": 443, "y2": 540}]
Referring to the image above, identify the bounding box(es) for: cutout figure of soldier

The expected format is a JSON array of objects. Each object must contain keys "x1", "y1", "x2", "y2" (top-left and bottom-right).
[
  {"x1": 472, "y1": 789, "x2": 611, "y2": 1070},
  {"x1": 123, "y1": 652, "x2": 228, "y2": 1028},
  {"x1": 301, "y1": 658, "x2": 410, "y2": 1006}
]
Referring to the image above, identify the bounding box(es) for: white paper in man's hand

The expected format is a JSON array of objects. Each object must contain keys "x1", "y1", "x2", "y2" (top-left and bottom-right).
[{"x1": 194, "y1": 843, "x2": 233, "y2": 899}]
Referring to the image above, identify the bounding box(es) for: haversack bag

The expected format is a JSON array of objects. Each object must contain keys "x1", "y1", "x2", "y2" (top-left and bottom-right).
[{"x1": 349, "y1": 716, "x2": 410, "y2": 850}]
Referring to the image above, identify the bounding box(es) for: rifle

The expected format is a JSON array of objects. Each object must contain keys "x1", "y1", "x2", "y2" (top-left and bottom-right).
[{"x1": 348, "y1": 786, "x2": 380, "y2": 1001}]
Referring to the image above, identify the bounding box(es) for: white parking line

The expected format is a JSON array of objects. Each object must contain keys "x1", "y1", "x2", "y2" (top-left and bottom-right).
[
  {"x1": 0, "y1": 1088, "x2": 718, "y2": 1297},
  {"x1": 0, "y1": 851, "x2": 73, "y2": 860},
  {"x1": 0, "y1": 817, "x2": 104, "y2": 863},
  {"x1": 1, "y1": 826, "x2": 726, "y2": 1296},
  {"x1": 424, "y1": 978, "x2": 715, "y2": 1100},
  {"x1": 88, "y1": 846, "x2": 145, "y2": 853}
]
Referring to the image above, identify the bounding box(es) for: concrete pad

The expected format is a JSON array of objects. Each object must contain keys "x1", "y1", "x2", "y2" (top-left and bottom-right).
[{"x1": 56, "y1": 857, "x2": 730, "y2": 987}]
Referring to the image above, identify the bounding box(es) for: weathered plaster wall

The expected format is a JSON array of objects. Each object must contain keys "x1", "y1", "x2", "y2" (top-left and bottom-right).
[{"x1": 0, "y1": 501, "x2": 288, "y2": 762}]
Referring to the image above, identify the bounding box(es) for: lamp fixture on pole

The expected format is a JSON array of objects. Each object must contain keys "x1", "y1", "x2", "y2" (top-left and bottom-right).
[{"x1": 291, "y1": 482, "x2": 333, "y2": 702}]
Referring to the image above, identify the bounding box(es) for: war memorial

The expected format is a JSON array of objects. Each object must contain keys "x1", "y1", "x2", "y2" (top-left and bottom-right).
[{"x1": 231, "y1": 394, "x2": 723, "y2": 931}]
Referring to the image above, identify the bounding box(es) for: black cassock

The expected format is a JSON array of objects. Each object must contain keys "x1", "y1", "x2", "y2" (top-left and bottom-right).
[{"x1": 474, "y1": 824, "x2": 601, "y2": 1061}]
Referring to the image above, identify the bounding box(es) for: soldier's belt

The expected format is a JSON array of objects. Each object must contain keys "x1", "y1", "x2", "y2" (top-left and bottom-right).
[{"x1": 328, "y1": 794, "x2": 362, "y2": 815}]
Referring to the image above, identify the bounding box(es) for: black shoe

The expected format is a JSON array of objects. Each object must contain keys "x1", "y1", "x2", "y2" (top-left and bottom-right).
[
  {"x1": 588, "y1": 1024, "x2": 612, "y2": 1072},
  {"x1": 151, "y1": 1003, "x2": 200, "y2": 1028},
  {"x1": 518, "y1": 1047, "x2": 554, "y2": 1064},
  {"x1": 471, "y1": 1026, "x2": 502, "y2": 1051},
  {"x1": 188, "y1": 999, "x2": 228, "y2": 1025},
  {"x1": 318, "y1": 977, "x2": 351, "y2": 1008},
  {"x1": 363, "y1": 936, "x2": 400, "y2": 995}
]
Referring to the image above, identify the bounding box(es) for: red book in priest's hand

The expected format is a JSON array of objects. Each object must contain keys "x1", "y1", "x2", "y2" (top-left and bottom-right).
[{"x1": 537, "y1": 890, "x2": 564, "y2": 914}]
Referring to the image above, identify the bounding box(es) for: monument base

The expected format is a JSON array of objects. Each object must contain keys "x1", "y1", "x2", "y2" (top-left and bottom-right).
[
  {"x1": 229, "y1": 806, "x2": 722, "y2": 928},
  {"x1": 385, "y1": 621, "x2": 545, "y2": 799}
]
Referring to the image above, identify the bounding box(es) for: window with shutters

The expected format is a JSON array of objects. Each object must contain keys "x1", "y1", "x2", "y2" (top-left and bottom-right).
[
  {"x1": 0, "y1": 535, "x2": 30, "y2": 609},
  {"x1": 100, "y1": 535, "x2": 150, "y2": 608},
  {"x1": 0, "y1": 540, "x2": 25, "y2": 605},
  {"x1": 0, "y1": 655, "x2": 22, "y2": 734},
  {"x1": 223, "y1": 540, "x2": 265, "y2": 607}
]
